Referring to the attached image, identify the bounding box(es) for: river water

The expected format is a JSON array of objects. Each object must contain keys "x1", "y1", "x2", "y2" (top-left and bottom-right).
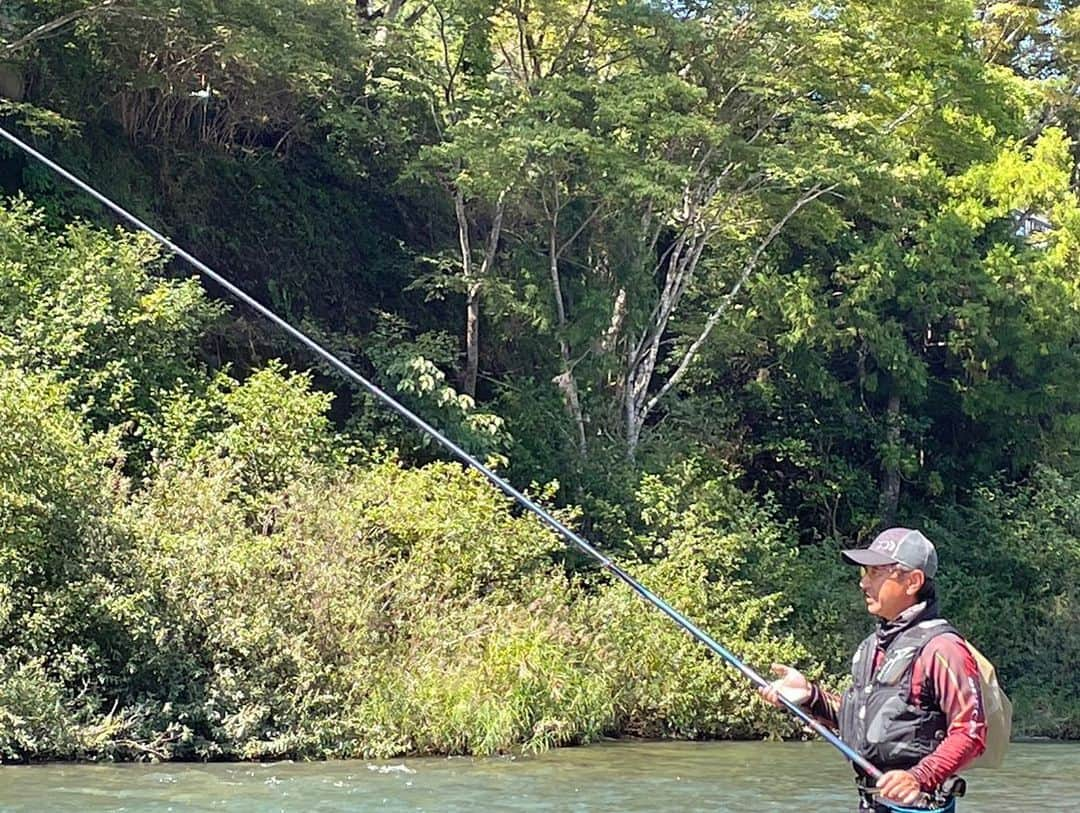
[{"x1": 0, "y1": 740, "x2": 1075, "y2": 811}]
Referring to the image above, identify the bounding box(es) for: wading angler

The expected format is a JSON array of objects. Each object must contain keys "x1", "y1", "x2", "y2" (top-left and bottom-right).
[{"x1": 761, "y1": 528, "x2": 1009, "y2": 812}]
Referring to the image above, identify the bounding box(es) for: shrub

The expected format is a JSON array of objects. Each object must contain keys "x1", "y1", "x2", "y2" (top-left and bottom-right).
[
  {"x1": 0, "y1": 363, "x2": 137, "y2": 760},
  {"x1": 0, "y1": 197, "x2": 221, "y2": 442}
]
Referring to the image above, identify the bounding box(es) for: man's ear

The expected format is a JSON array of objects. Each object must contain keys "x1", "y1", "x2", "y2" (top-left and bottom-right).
[{"x1": 906, "y1": 568, "x2": 926, "y2": 597}]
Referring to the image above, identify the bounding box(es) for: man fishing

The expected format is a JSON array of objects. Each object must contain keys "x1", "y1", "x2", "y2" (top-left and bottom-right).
[{"x1": 760, "y1": 528, "x2": 986, "y2": 812}]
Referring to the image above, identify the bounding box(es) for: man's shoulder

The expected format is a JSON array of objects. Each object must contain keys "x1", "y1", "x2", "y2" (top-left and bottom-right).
[
  {"x1": 921, "y1": 629, "x2": 968, "y2": 648},
  {"x1": 918, "y1": 628, "x2": 976, "y2": 666}
]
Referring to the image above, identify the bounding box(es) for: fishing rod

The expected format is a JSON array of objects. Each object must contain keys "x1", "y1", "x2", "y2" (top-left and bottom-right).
[{"x1": 0, "y1": 123, "x2": 882, "y2": 782}]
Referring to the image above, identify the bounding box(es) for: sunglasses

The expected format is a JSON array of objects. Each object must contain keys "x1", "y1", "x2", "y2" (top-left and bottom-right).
[{"x1": 859, "y1": 564, "x2": 911, "y2": 580}]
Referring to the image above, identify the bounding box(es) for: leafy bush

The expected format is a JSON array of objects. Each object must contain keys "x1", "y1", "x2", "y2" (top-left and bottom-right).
[
  {"x1": 0, "y1": 198, "x2": 221, "y2": 442},
  {"x1": 108, "y1": 382, "x2": 814, "y2": 759},
  {"x1": 592, "y1": 461, "x2": 814, "y2": 740},
  {"x1": 0, "y1": 363, "x2": 136, "y2": 760}
]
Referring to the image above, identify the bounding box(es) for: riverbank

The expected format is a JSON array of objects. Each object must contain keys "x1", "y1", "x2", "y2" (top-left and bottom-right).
[{"x1": 3, "y1": 198, "x2": 1079, "y2": 764}]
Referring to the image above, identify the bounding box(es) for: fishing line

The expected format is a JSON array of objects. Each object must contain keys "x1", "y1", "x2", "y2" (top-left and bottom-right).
[{"x1": 0, "y1": 123, "x2": 882, "y2": 781}]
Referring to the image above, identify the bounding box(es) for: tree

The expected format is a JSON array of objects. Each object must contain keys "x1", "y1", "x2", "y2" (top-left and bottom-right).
[{"x1": 479, "y1": 0, "x2": 1018, "y2": 465}]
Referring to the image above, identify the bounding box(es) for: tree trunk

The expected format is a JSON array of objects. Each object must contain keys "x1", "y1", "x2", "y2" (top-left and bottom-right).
[
  {"x1": 623, "y1": 183, "x2": 835, "y2": 460},
  {"x1": 454, "y1": 189, "x2": 479, "y2": 398},
  {"x1": 456, "y1": 187, "x2": 507, "y2": 399},
  {"x1": 880, "y1": 393, "x2": 902, "y2": 528},
  {"x1": 624, "y1": 377, "x2": 641, "y2": 459},
  {"x1": 464, "y1": 281, "x2": 481, "y2": 398},
  {"x1": 548, "y1": 211, "x2": 587, "y2": 454}
]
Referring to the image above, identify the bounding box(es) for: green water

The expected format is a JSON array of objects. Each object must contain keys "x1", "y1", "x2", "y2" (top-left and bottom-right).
[{"x1": 1, "y1": 741, "x2": 1075, "y2": 811}]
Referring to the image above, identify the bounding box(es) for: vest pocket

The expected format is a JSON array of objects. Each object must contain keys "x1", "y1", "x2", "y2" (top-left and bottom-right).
[{"x1": 865, "y1": 694, "x2": 927, "y2": 763}]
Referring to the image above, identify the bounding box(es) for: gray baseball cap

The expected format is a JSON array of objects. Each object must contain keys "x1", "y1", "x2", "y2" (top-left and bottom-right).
[{"x1": 841, "y1": 527, "x2": 938, "y2": 579}]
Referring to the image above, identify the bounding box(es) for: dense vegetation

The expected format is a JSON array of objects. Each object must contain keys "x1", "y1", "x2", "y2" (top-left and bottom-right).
[{"x1": 0, "y1": 0, "x2": 1077, "y2": 760}]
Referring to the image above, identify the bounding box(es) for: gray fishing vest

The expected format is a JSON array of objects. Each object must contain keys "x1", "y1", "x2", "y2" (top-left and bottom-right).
[{"x1": 839, "y1": 618, "x2": 958, "y2": 772}]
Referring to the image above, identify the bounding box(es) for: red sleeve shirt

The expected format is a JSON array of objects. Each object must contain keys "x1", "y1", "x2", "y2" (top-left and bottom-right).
[
  {"x1": 803, "y1": 632, "x2": 986, "y2": 791},
  {"x1": 907, "y1": 633, "x2": 987, "y2": 789}
]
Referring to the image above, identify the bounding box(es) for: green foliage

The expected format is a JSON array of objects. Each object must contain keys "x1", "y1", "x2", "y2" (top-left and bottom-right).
[
  {"x1": 926, "y1": 467, "x2": 1080, "y2": 736},
  {"x1": 0, "y1": 366, "x2": 109, "y2": 598},
  {"x1": 0, "y1": 336, "x2": 816, "y2": 760},
  {"x1": 349, "y1": 313, "x2": 510, "y2": 459},
  {"x1": 119, "y1": 453, "x2": 808, "y2": 759},
  {"x1": 0, "y1": 362, "x2": 136, "y2": 760},
  {"x1": 0, "y1": 197, "x2": 221, "y2": 439},
  {"x1": 149, "y1": 362, "x2": 341, "y2": 495},
  {"x1": 718, "y1": 120, "x2": 1080, "y2": 538},
  {"x1": 0, "y1": 657, "x2": 121, "y2": 761},
  {"x1": 591, "y1": 461, "x2": 813, "y2": 740}
]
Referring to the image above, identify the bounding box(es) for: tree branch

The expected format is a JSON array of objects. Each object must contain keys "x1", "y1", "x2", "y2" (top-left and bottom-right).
[
  {"x1": 556, "y1": 201, "x2": 603, "y2": 259},
  {"x1": 640, "y1": 182, "x2": 837, "y2": 421},
  {"x1": 2, "y1": 0, "x2": 122, "y2": 57},
  {"x1": 545, "y1": 0, "x2": 595, "y2": 78}
]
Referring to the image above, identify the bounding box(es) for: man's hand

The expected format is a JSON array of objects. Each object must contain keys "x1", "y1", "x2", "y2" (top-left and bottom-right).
[
  {"x1": 876, "y1": 770, "x2": 922, "y2": 805},
  {"x1": 758, "y1": 663, "x2": 812, "y2": 707}
]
